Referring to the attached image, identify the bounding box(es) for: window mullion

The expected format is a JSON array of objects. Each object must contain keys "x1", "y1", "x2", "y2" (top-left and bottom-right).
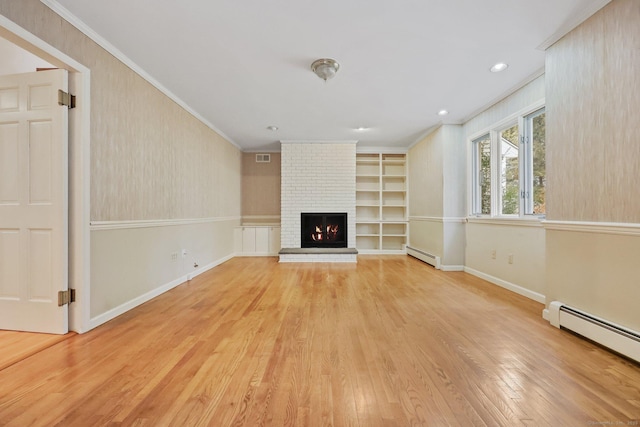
[
  {"x1": 518, "y1": 115, "x2": 527, "y2": 217},
  {"x1": 491, "y1": 130, "x2": 500, "y2": 217}
]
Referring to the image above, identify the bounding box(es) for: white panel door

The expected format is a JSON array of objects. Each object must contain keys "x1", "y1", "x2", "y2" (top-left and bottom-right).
[{"x1": 0, "y1": 69, "x2": 68, "y2": 334}]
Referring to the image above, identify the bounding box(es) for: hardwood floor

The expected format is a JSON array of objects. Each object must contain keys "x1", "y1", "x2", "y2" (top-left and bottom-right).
[
  {"x1": 0, "y1": 331, "x2": 73, "y2": 372},
  {"x1": 0, "y1": 256, "x2": 638, "y2": 426}
]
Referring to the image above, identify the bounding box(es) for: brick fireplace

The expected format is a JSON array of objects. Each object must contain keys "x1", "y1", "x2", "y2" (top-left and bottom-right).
[{"x1": 279, "y1": 141, "x2": 357, "y2": 262}]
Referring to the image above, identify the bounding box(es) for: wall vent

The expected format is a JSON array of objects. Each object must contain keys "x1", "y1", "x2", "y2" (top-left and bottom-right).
[{"x1": 256, "y1": 154, "x2": 271, "y2": 163}]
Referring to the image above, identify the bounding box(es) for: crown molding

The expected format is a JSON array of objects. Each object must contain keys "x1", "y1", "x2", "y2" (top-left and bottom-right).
[
  {"x1": 280, "y1": 140, "x2": 358, "y2": 144},
  {"x1": 537, "y1": 0, "x2": 611, "y2": 50},
  {"x1": 39, "y1": 0, "x2": 241, "y2": 151}
]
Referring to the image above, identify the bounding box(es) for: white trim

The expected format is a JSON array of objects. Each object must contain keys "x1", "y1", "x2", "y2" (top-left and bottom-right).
[
  {"x1": 356, "y1": 146, "x2": 408, "y2": 155},
  {"x1": 543, "y1": 220, "x2": 640, "y2": 236},
  {"x1": 241, "y1": 215, "x2": 281, "y2": 225},
  {"x1": 39, "y1": 0, "x2": 241, "y2": 151},
  {"x1": 242, "y1": 149, "x2": 282, "y2": 154},
  {"x1": 466, "y1": 98, "x2": 546, "y2": 143},
  {"x1": 537, "y1": 0, "x2": 612, "y2": 50},
  {"x1": 280, "y1": 140, "x2": 358, "y2": 145},
  {"x1": 90, "y1": 217, "x2": 241, "y2": 231},
  {"x1": 409, "y1": 216, "x2": 467, "y2": 223},
  {"x1": 279, "y1": 254, "x2": 357, "y2": 263},
  {"x1": 0, "y1": 14, "x2": 85, "y2": 72},
  {"x1": 467, "y1": 217, "x2": 544, "y2": 228},
  {"x1": 461, "y1": 69, "x2": 545, "y2": 127},
  {"x1": 441, "y1": 265, "x2": 465, "y2": 272},
  {"x1": 464, "y1": 266, "x2": 546, "y2": 304},
  {"x1": 407, "y1": 124, "x2": 443, "y2": 149},
  {"x1": 0, "y1": 15, "x2": 92, "y2": 334},
  {"x1": 358, "y1": 249, "x2": 407, "y2": 255},
  {"x1": 88, "y1": 253, "x2": 233, "y2": 330}
]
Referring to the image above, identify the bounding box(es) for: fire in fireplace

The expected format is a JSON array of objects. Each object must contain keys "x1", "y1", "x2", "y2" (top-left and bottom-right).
[{"x1": 301, "y1": 213, "x2": 347, "y2": 248}]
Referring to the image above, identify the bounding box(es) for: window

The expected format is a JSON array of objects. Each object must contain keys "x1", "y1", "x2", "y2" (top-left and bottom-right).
[
  {"x1": 499, "y1": 124, "x2": 519, "y2": 215},
  {"x1": 525, "y1": 109, "x2": 546, "y2": 215},
  {"x1": 471, "y1": 107, "x2": 545, "y2": 217},
  {"x1": 472, "y1": 134, "x2": 491, "y2": 215}
]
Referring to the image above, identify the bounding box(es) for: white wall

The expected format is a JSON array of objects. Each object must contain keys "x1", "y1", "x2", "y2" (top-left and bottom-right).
[
  {"x1": 90, "y1": 219, "x2": 238, "y2": 328},
  {"x1": 461, "y1": 76, "x2": 546, "y2": 301},
  {"x1": 0, "y1": 1, "x2": 243, "y2": 332},
  {"x1": 408, "y1": 125, "x2": 465, "y2": 269},
  {"x1": 544, "y1": 0, "x2": 640, "y2": 332},
  {"x1": 0, "y1": 35, "x2": 53, "y2": 75},
  {"x1": 465, "y1": 220, "x2": 545, "y2": 302},
  {"x1": 280, "y1": 142, "x2": 356, "y2": 249}
]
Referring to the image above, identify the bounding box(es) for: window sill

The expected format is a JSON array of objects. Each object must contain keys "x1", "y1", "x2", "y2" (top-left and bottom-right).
[{"x1": 467, "y1": 216, "x2": 544, "y2": 228}]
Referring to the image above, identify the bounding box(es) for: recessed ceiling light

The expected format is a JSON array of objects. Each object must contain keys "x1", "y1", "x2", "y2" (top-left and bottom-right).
[
  {"x1": 267, "y1": 126, "x2": 278, "y2": 131},
  {"x1": 355, "y1": 127, "x2": 369, "y2": 131},
  {"x1": 490, "y1": 62, "x2": 509, "y2": 73},
  {"x1": 437, "y1": 109, "x2": 449, "y2": 116}
]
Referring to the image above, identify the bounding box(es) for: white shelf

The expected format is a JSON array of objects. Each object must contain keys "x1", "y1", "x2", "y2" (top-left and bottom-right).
[{"x1": 355, "y1": 152, "x2": 407, "y2": 253}]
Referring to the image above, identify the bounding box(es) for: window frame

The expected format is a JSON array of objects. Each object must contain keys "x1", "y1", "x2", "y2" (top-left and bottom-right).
[
  {"x1": 469, "y1": 103, "x2": 545, "y2": 219},
  {"x1": 522, "y1": 107, "x2": 546, "y2": 215}
]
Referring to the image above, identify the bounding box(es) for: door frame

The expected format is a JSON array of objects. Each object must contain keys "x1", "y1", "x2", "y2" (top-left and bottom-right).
[{"x1": 0, "y1": 16, "x2": 91, "y2": 333}]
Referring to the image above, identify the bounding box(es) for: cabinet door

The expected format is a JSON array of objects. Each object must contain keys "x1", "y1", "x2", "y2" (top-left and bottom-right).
[
  {"x1": 242, "y1": 228, "x2": 256, "y2": 253},
  {"x1": 269, "y1": 227, "x2": 281, "y2": 254},
  {"x1": 255, "y1": 228, "x2": 269, "y2": 253}
]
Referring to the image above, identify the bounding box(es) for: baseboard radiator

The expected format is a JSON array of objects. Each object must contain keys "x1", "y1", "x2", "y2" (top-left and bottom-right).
[
  {"x1": 406, "y1": 246, "x2": 441, "y2": 269},
  {"x1": 548, "y1": 301, "x2": 640, "y2": 363}
]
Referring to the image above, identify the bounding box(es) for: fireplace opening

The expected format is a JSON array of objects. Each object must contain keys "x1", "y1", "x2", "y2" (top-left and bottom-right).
[{"x1": 301, "y1": 213, "x2": 347, "y2": 248}]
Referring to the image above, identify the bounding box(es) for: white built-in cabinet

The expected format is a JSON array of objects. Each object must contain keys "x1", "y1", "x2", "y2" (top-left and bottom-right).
[
  {"x1": 355, "y1": 153, "x2": 408, "y2": 253},
  {"x1": 234, "y1": 226, "x2": 281, "y2": 256}
]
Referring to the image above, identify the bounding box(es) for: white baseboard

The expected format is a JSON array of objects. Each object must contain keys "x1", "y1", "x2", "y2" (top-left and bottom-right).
[
  {"x1": 235, "y1": 252, "x2": 279, "y2": 257},
  {"x1": 88, "y1": 253, "x2": 233, "y2": 331},
  {"x1": 441, "y1": 265, "x2": 464, "y2": 272},
  {"x1": 463, "y1": 266, "x2": 545, "y2": 303}
]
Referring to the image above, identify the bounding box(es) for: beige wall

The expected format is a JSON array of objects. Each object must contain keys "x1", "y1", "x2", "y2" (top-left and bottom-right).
[
  {"x1": 545, "y1": 0, "x2": 640, "y2": 332},
  {"x1": 546, "y1": 0, "x2": 640, "y2": 223},
  {"x1": 408, "y1": 125, "x2": 465, "y2": 268},
  {"x1": 409, "y1": 128, "x2": 444, "y2": 218},
  {"x1": 0, "y1": 0, "x2": 241, "y2": 222},
  {"x1": 0, "y1": 0, "x2": 242, "y2": 330},
  {"x1": 241, "y1": 152, "x2": 280, "y2": 220}
]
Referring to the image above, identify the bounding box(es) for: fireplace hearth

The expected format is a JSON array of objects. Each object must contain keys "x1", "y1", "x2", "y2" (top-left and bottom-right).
[{"x1": 301, "y1": 213, "x2": 347, "y2": 248}]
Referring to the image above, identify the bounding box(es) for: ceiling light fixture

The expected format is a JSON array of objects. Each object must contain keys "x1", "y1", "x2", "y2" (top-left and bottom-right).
[
  {"x1": 267, "y1": 126, "x2": 278, "y2": 131},
  {"x1": 437, "y1": 110, "x2": 449, "y2": 116},
  {"x1": 311, "y1": 58, "x2": 340, "y2": 81},
  {"x1": 355, "y1": 127, "x2": 369, "y2": 131},
  {"x1": 490, "y1": 62, "x2": 509, "y2": 73}
]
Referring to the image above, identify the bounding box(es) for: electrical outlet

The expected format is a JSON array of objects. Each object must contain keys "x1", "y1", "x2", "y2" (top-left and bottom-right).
[
  {"x1": 508, "y1": 254, "x2": 514, "y2": 264},
  {"x1": 171, "y1": 252, "x2": 178, "y2": 261},
  {"x1": 491, "y1": 250, "x2": 496, "y2": 259}
]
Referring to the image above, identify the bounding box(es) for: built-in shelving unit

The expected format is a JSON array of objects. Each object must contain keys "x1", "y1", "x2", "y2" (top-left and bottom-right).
[{"x1": 355, "y1": 153, "x2": 407, "y2": 253}]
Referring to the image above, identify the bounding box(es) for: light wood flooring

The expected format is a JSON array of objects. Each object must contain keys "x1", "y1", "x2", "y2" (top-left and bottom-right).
[
  {"x1": 0, "y1": 330, "x2": 73, "y2": 372},
  {"x1": 0, "y1": 255, "x2": 638, "y2": 426}
]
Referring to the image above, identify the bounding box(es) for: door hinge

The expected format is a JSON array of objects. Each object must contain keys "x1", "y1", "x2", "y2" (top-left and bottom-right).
[
  {"x1": 58, "y1": 89, "x2": 76, "y2": 109},
  {"x1": 58, "y1": 289, "x2": 76, "y2": 306}
]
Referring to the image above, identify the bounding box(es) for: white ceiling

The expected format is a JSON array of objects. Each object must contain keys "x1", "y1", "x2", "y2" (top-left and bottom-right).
[{"x1": 46, "y1": 0, "x2": 608, "y2": 152}]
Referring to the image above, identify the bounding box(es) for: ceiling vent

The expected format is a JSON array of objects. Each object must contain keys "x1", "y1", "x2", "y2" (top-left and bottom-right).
[{"x1": 256, "y1": 154, "x2": 271, "y2": 163}]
